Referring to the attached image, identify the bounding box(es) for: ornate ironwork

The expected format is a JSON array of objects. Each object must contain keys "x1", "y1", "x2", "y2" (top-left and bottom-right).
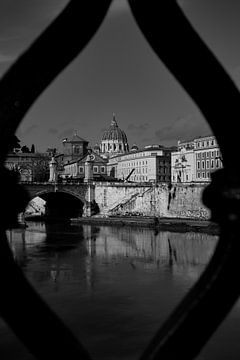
[{"x1": 0, "y1": 0, "x2": 239, "y2": 359}]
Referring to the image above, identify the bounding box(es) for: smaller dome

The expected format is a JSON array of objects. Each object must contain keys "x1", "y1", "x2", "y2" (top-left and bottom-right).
[
  {"x1": 130, "y1": 144, "x2": 138, "y2": 151},
  {"x1": 144, "y1": 144, "x2": 162, "y2": 149}
]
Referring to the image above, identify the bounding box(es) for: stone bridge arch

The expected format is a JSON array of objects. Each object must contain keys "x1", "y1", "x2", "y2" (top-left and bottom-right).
[
  {"x1": 22, "y1": 183, "x2": 90, "y2": 219},
  {"x1": 33, "y1": 189, "x2": 86, "y2": 203}
]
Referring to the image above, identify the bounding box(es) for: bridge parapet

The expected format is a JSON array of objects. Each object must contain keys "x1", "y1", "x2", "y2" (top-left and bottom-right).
[{"x1": 21, "y1": 182, "x2": 89, "y2": 203}]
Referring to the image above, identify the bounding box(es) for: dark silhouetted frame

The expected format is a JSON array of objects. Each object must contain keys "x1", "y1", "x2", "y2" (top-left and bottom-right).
[{"x1": 0, "y1": 1, "x2": 239, "y2": 359}]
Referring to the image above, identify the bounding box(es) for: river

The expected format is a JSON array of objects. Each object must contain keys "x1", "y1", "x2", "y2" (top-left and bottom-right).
[{"x1": 1, "y1": 221, "x2": 240, "y2": 359}]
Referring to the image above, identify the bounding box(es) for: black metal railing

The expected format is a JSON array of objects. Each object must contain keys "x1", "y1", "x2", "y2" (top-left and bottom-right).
[{"x1": 1, "y1": 1, "x2": 240, "y2": 359}]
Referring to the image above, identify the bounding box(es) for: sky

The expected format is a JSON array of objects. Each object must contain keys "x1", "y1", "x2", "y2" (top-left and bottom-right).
[{"x1": 1, "y1": 0, "x2": 240, "y2": 152}]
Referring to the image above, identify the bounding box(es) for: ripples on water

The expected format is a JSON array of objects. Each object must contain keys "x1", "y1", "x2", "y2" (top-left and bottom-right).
[{"x1": 0, "y1": 222, "x2": 239, "y2": 359}]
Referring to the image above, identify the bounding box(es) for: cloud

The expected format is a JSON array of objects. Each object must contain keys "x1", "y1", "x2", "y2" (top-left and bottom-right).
[
  {"x1": 58, "y1": 128, "x2": 75, "y2": 140},
  {"x1": 108, "y1": 0, "x2": 129, "y2": 17},
  {"x1": 140, "y1": 136, "x2": 154, "y2": 144},
  {"x1": 48, "y1": 127, "x2": 58, "y2": 134},
  {"x1": 0, "y1": 52, "x2": 15, "y2": 63},
  {"x1": 177, "y1": 0, "x2": 187, "y2": 7},
  {"x1": 155, "y1": 113, "x2": 211, "y2": 143},
  {"x1": 0, "y1": 35, "x2": 21, "y2": 43},
  {"x1": 22, "y1": 124, "x2": 38, "y2": 135},
  {"x1": 41, "y1": 0, "x2": 69, "y2": 22},
  {"x1": 177, "y1": 0, "x2": 195, "y2": 7},
  {"x1": 128, "y1": 123, "x2": 149, "y2": 133}
]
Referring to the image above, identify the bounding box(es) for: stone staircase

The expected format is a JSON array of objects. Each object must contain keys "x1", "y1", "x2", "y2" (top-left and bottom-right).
[{"x1": 101, "y1": 186, "x2": 154, "y2": 216}]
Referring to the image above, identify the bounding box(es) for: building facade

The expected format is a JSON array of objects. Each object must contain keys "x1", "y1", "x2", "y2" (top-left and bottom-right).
[
  {"x1": 62, "y1": 150, "x2": 108, "y2": 181},
  {"x1": 5, "y1": 152, "x2": 50, "y2": 182},
  {"x1": 62, "y1": 132, "x2": 89, "y2": 163},
  {"x1": 171, "y1": 135, "x2": 223, "y2": 183},
  {"x1": 107, "y1": 145, "x2": 173, "y2": 183},
  {"x1": 171, "y1": 149, "x2": 195, "y2": 183}
]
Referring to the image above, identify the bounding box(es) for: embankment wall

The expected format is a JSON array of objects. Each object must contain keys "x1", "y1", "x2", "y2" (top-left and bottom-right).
[{"x1": 94, "y1": 183, "x2": 210, "y2": 220}]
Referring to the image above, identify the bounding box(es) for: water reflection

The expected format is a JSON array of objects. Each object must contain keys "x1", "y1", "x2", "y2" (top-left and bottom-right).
[
  {"x1": 3, "y1": 223, "x2": 219, "y2": 360},
  {"x1": 7, "y1": 223, "x2": 218, "y2": 285}
]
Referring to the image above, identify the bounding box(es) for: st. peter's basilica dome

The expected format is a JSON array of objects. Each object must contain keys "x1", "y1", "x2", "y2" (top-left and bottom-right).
[{"x1": 100, "y1": 114, "x2": 129, "y2": 157}]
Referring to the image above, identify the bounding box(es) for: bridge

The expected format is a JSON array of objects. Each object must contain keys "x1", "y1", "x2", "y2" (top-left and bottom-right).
[
  {"x1": 22, "y1": 181, "x2": 88, "y2": 202},
  {"x1": 20, "y1": 181, "x2": 95, "y2": 218}
]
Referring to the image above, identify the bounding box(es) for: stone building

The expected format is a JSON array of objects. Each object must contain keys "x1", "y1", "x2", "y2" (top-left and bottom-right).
[
  {"x1": 171, "y1": 149, "x2": 195, "y2": 183},
  {"x1": 5, "y1": 152, "x2": 50, "y2": 182},
  {"x1": 100, "y1": 114, "x2": 129, "y2": 158},
  {"x1": 194, "y1": 135, "x2": 222, "y2": 182},
  {"x1": 62, "y1": 150, "x2": 108, "y2": 181},
  {"x1": 62, "y1": 131, "x2": 89, "y2": 163},
  {"x1": 171, "y1": 135, "x2": 223, "y2": 183},
  {"x1": 107, "y1": 145, "x2": 173, "y2": 183}
]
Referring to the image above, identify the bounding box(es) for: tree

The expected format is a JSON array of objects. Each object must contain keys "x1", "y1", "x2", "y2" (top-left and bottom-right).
[
  {"x1": 32, "y1": 155, "x2": 50, "y2": 182},
  {"x1": 47, "y1": 147, "x2": 57, "y2": 156},
  {"x1": 21, "y1": 145, "x2": 30, "y2": 153},
  {"x1": 8, "y1": 135, "x2": 21, "y2": 153},
  {"x1": 31, "y1": 144, "x2": 35, "y2": 153}
]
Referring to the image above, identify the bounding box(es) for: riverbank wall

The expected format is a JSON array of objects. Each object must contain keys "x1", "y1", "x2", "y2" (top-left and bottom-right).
[{"x1": 94, "y1": 182, "x2": 210, "y2": 220}]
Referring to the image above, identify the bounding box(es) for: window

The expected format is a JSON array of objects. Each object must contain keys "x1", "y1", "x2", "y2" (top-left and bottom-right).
[
  {"x1": 93, "y1": 166, "x2": 98, "y2": 173},
  {"x1": 197, "y1": 161, "x2": 200, "y2": 169},
  {"x1": 101, "y1": 166, "x2": 105, "y2": 173},
  {"x1": 202, "y1": 161, "x2": 205, "y2": 169},
  {"x1": 211, "y1": 160, "x2": 215, "y2": 168},
  {"x1": 206, "y1": 152, "x2": 209, "y2": 158},
  {"x1": 197, "y1": 172, "x2": 201, "y2": 178},
  {"x1": 79, "y1": 166, "x2": 84, "y2": 173},
  {"x1": 202, "y1": 172, "x2": 205, "y2": 178},
  {"x1": 74, "y1": 146, "x2": 80, "y2": 154},
  {"x1": 206, "y1": 160, "x2": 210, "y2": 169}
]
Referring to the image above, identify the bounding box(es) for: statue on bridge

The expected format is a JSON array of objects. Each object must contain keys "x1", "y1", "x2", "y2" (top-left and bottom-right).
[
  {"x1": 49, "y1": 156, "x2": 57, "y2": 182},
  {"x1": 84, "y1": 150, "x2": 94, "y2": 183}
]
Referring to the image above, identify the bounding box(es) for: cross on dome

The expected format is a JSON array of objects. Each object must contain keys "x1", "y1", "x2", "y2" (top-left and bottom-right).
[{"x1": 111, "y1": 113, "x2": 118, "y2": 126}]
